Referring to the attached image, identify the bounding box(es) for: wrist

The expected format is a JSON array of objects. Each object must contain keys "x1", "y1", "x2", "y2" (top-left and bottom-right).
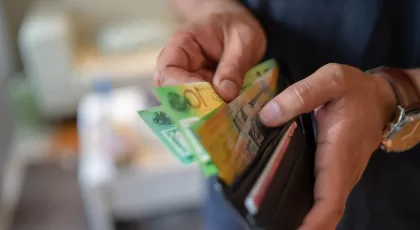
[
  {"x1": 404, "y1": 69, "x2": 420, "y2": 92},
  {"x1": 368, "y1": 67, "x2": 420, "y2": 152},
  {"x1": 371, "y1": 73, "x2": 398, "y2": 126}
]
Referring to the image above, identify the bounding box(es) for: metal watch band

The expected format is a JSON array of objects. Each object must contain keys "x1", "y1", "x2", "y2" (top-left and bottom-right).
[{"x1": 367, "y1": 66, "x2": 420, "y2": 111}]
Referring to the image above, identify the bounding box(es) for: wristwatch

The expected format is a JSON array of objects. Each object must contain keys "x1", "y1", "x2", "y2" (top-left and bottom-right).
[{"x1": 368, "y1": 67, "x2": 420, "y2": 152}]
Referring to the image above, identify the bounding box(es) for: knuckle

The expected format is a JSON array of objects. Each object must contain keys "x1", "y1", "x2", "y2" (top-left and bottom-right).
[
  {"x1": 156, "y1": 46, "x2": 167, "y2": 62},
  {"x1": 169, "y1": 27, "x2": 197, "y2": 46},
  {"x1": 217, "y1": 62, "x2": 241, "y2": 79},
  {"x1": 155, "y1": 48, "x2": 169, "y2": 85},
  {"x1": 153, "y1": 71, "x2": 159, "y2": 85},
  {"x1": 153, "y1": 69, "x2": 165, "y2": 86},
  {"x1": 323, "y1": 63, "x2": 348, "y2": 91},
  {"x1": 289, "y1": 80, "x2": 313, "y2": 112}
]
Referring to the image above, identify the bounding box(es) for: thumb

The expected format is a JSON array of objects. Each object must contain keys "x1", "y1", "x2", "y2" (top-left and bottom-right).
[
  {"x1": 212, "y1": 32, "x2": 262, "y2": 102},
  {"x1": 259, "y1": 63, "x2": 349, "y2": 127}
]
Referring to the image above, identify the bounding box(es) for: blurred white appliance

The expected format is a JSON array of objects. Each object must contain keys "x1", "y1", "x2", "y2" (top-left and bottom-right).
[{"x1": 18, "y1": 0, "x2": 181, "y2": 119}]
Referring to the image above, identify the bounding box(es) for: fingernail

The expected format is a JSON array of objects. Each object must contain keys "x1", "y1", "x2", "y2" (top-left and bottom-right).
[
  {"x1": 259, "y1": 101, "x2": 281, "y2": 124},
  {"x1": 220, "y1": 79, "x2": 238, "y2": 99}
]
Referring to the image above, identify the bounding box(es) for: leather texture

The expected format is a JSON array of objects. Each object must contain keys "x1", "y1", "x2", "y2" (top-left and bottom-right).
[{"x1": 368, "y1": 67, "x2": 420, "y2": 110}]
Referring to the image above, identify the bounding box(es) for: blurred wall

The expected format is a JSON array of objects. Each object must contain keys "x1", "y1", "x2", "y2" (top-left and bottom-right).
[
  {"x1": 63, "y1": 0, "x2": 180, "y2": 44},
  {"x1": 2, "y1": 0, "x2": 180, "y2": 70},
  {"x1": 0, "y1": 0, "x2": 15, "y2": 199},
  {"x1": 3, "y1": 0, "x2": 31, "y2": 70}
]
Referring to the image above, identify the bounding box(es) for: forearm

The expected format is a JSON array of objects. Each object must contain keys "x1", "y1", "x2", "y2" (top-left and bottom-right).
[{"x1": 170, "y1": 0, "x2": 244, "y2": 21}]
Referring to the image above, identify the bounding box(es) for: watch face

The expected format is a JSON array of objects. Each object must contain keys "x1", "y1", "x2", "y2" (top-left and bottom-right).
[{"x1": 383, "y1": 113, "x2": 420, "y2": 152}]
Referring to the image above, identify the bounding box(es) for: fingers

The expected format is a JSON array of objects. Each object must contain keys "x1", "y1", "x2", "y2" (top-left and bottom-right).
[
  {"x1": 259, "y1": 63, "x2": 351, "y2": 127},
  {"x1": 155, "y1": 67, "x2": 212, "y2": 86},
  {"x1": 154, "y1": 25, "x2": 223, "y2": 86},
  {"x1": 213, "y1": 25, "x2": 265, "y2": 101},
  {"x1": 154, "y1": 19, "x2": 266, "y2": 102},
  {"x1": 298, "y1": 197, "x2": 345, "y2": 230}
]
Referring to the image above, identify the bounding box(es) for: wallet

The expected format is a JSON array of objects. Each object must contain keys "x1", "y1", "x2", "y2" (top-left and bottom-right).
[{"x1": 215, "y1": 75, "x2": 317, "y2": 230}]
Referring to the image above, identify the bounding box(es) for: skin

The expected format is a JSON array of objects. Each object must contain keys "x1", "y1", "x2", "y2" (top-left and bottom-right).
[
  {"x1": 260, "y1": 64, "x2": 396, "y2": 230},
  {"x1": 155, "y1": 0, "x2": 402, "y2": 229},
  {"x1": 155, "y1": 0, "x2": 266, "y2": 102}
]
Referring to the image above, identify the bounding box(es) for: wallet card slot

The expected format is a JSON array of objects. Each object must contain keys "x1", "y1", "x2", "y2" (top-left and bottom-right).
[
  {"x1": 216, "y1": 121, "x2": 293, "y2": 217},
  {"x1": 232, "y1": 120, "x2": 294, "y2": 192},
  {"x1": 252, "y1": 119, "x2": 303, "y2": 227},
  {"x1": 230, "y1": 124, "x2": 285, "y2": 191},
  {"x1": 265, "y1": 115, "x2": 315, "y2": 230},
  {"x1": 267, "y1": 154, "x2": 314, "y2": 230}
]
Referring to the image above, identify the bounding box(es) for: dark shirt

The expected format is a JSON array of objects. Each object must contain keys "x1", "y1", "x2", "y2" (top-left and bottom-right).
[{"x1": 240, "y1": 0, "x2": 420, "y2": 229}]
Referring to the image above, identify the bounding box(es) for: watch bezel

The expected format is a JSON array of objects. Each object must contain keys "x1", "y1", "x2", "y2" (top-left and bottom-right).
[{"x1": 382, "y1": 108, "x2": 420, "y2": 152}]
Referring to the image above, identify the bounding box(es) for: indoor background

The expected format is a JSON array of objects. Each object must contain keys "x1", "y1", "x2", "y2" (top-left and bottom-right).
[{"x1": 0, "y1": 0, "x2": 206, "y2": 229}]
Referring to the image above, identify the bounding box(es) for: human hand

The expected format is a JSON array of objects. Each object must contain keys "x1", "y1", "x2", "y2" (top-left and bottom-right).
[
  {"x1": 259, "y1": 64, "x2": 397, "y2": 230},
  {"x1": 154, "y1": 0, "x2": 266, "y2": 102}
]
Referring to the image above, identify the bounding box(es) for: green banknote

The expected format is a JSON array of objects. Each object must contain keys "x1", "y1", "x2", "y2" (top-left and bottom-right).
[
  {"x1": 153, "y1": 82, "x2": 223, "y2": 173},
  {"x1": 139, "y1": 105, "x2": 219, "y2": 175},
  {"x1": 138, "y1": 106, "x2": 195, "y2": 164},
  {"x1": 241, "y1": 59, "x2": 277, "y2": 93}
]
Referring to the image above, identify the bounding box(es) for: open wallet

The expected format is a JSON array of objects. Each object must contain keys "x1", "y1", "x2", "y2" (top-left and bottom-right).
[{"x1": 214, "y1": 74, "x2": 317, "y2": 230}]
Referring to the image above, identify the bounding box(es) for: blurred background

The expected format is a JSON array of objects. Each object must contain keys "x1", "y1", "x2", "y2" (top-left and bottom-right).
[{"x1": 0, "y1": 0, "x2": 206, "y2": 229}]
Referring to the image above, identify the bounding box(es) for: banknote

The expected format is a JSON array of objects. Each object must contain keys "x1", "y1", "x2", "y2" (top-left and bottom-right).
[
  {"x1": 232, "y1": 90, "x2": 273, "y2": 156},
  {"x1": 241, "y1": 59, "x2": 277, "y2": 93},
  {"x1": 229, "y1": 65, "x2": 278, "y2": 121},
  {"x1": 154, "y1": 82, "x2": 225, "y2": 169},
  {"x1": 195, "y1": 105, "x2": 240, "y2": 182},
  {"x1": 139, "y1": 106, "x2": 219, "y2": 175},
  {"x1": 154, "y1": 82, "x2": 225, "y2": 121},
  {"x1": 152, "y1": 62, "x2": 277, "y2": 167},
  {"x1": 138, "y1": 106, "x2": 194, "y2": 164},
  {"x1": 229, "y1": 66, "x2": 278, "y2": 143},
  {"x1": 196, "y1": 66, "x2": 279, "y2": 184},
  {"x1": 138, "y1": 59, "x2": 278, "y2": 177},
  {"x1": 153, "y1": 59, "x2": 277, "y2": 127}
]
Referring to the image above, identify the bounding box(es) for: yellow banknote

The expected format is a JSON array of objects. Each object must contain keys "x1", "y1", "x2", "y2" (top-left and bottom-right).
[
  {"x1": 197, "y1": 105, "x2": 241, "y2": 183},
  {"x1": 197, "y1": 66, "x2": 279, "y2": 184}
]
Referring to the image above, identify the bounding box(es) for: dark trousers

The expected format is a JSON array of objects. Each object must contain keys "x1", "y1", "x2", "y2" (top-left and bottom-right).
[{"x1": 202, "y1": 176, "x2": 245, "y2": 230}]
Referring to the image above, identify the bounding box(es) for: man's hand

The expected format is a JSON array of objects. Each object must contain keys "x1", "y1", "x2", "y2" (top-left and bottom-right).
[
  {"x1": 259, "y1": 63, "x2": 397, "y2": 230},
  {"x1": 154, "y1": 0, "x2": 266, "y2": 102}
]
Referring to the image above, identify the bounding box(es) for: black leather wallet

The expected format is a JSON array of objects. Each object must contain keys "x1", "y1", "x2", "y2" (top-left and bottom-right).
[{"x1": 215, "y1": 76, "x2": 317, "y2": 230}]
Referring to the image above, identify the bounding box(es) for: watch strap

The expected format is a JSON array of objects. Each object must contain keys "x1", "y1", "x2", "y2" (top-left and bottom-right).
[{"x1": 368, "y1": 66, "x2": 420, "y2": 111}]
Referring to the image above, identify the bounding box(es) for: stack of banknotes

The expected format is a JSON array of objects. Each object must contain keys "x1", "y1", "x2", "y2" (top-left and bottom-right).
[
  {"x1": 139, "y1": 59, "x2": 316, "y2": 229},
  {"x1": 138, "y1": 59, "x2": 279, "y2": 185}
]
